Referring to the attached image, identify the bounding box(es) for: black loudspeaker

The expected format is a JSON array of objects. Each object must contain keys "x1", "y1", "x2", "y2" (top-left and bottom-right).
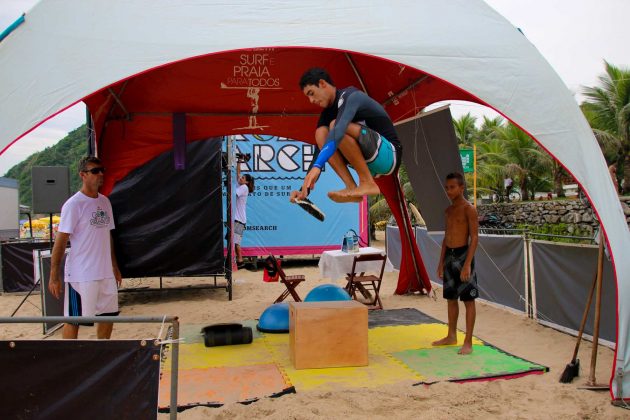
[{"x1": 31, "y1": 166, "x2": 71, "y2": 214}]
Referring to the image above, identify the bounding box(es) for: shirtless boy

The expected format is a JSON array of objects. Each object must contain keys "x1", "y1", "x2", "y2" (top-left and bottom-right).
[{"x1": 432, "y1": 172, "x2": 479, "y2": 354}]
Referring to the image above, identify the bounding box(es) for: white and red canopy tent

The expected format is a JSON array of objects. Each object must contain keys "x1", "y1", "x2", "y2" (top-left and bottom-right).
[{"x1": 1, "y1": 0, "x2": 628, "y2": 399}]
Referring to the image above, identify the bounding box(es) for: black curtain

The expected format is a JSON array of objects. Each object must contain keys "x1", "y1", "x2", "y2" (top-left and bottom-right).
[
  {"x1": 1, "y1": 241, "x2": 51, "y2": 292},
  {"x1": 110, "y1": 139, "x2": 224, "y2": 277},
  {"x1": 0, "y1": 340, "x2": 160, "y2": 419}
]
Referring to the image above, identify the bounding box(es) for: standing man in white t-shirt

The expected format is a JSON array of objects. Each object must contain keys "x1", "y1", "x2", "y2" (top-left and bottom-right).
[
  {"x1": 49, "y1": 156, "x2": 122, "y2": 339},
  {"x1": 234, "y1": 159, "x2": 255, "y2": 268}
]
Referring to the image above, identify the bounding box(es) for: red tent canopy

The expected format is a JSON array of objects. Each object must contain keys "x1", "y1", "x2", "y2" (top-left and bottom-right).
[
  {"x1": 84, "y1": 48, "x2": 477, "y2": 195},
  {"x1": 83, "y1": 47, "x2": 482, "y2": 295}
]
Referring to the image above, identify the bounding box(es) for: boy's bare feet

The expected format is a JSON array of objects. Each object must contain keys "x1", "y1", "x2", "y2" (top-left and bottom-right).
[
  {"x1": 431, "y1": 336, "x2": 457, "y2": 346},
  {"x1": 458, "y1": 342, "x2": 473, "y2": 355},
  {"x1": 347, "y1": 182, "x2": 380, "y2": 197},
  {"x1": 328, "y1": 190, "x2": 363, "y2": 203}
]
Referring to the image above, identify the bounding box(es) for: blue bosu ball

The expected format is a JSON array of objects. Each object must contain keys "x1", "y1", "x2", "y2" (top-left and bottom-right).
[
  {"x1": 304, "y1": 284, "x2": 351, "y2": 302},
  {"x1": 257, "y1": 302, "x2": 290, "y2": 333}
]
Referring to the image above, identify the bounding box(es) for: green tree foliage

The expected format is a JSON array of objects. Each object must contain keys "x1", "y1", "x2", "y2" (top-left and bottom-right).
[
  {"x1": 581, "y1": 61, "x2": 630, "y2": 194},
  {"x1": 492, "y1": 123, "x2": 552, "y2": 201},
  {"x1": 452, "y1": 113, "x2": 477, "y2": 146},
  {"x1": 4, "y1": 125, "x2": 88, "y2": 209}
]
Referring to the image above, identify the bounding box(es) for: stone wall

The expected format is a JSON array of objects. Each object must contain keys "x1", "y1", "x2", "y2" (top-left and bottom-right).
[{"x1": 478, "y1": 196, "x2": 630, "y2": 236}]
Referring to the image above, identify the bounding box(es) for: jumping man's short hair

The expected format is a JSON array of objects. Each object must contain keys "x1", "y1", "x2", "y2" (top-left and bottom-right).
[
  {"x1": 446, "y1": 172, "x2": 465, "y2": 186},
  {"x1": 299, "y1": 68, "x2": 334, "y2": 90},
  {"x1": 78, "y1": 156, "x2": 102, "y2": 173}
]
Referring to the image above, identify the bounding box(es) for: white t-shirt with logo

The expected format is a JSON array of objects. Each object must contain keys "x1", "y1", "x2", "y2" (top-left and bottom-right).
[
  {"x1": 234, "y1": 184, "x2": 249, "y2": 224},
  {"x1": 58, "y1": 192, "x2": 115, "y2": 283}
]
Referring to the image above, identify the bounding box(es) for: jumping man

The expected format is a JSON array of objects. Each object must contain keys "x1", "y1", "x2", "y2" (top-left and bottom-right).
[{"x1": 291, "y1": 68, "x2": 402, "y2": 203}]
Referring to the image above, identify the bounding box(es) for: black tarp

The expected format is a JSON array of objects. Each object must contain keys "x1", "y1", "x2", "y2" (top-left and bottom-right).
[
  {"x1": 387, "y1": 226, "x2": 527, "y2": 313},
  {"x1": 0, "y1": 340, "x2": 160, "y2": 419},
  {"x1": 0, "y1": 241, "x2": 51, "y2": 292},
  {"x1": 110, "y1": 139, "x2": 224, "y2": 277},
  {"x1": 531, "y1": 241, "x2": 616, "y2": 343},
  {"x1": 396, "y1": 107, "x2": 466, "y2": 232}
]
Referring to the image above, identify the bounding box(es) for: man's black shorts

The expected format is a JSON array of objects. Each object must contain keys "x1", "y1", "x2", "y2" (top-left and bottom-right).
[{"x1": 442, "y1": 245, "x2": 479, "y2": 301}]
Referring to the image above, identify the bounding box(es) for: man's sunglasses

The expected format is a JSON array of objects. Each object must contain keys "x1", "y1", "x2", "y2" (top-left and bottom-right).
[{"x1": 82, "y1": 167, "x2": 106, "y2": 175}]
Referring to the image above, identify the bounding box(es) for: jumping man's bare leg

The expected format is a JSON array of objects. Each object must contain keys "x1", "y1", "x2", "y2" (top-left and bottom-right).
[
  {"x1": 328, "y1": 122, "x2": 380, "y2": 201},
  {"x1": 458, "y1": 300, "x2": 476, "y2": 355},
  {"x1": 432, "y1": 299, "x2": 459, "y2": 346},
  {"x1": 314, "y1": 125, "x2": 357, "y2": 193}
]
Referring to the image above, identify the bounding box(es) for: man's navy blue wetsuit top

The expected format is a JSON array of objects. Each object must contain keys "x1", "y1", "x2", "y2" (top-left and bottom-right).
[{"x1": 312, "y1": 86, "x2": 402, "y2": 170}]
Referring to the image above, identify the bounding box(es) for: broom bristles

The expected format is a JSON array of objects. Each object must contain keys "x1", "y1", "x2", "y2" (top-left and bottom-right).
[{"x1": 559, "y1": 358, "x2": 580, "y2": 383}]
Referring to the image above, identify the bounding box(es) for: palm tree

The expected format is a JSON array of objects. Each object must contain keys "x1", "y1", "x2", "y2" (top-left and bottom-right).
[
  {"x1": 475, "y1": 115, "x2": 504, "y2": 143},
  {"x1": 493, "y1": 123, "x2": 552, "y2": 201},
  {"x1": 474, "y1": 137, "x2": 509, "y2": 199},
  {"x1": 453, "y1": 113, "x2": 478, "y2": 146},
  {"x1": 551, "y1": 161, "x2": 567, "y2": 197},
  {"x1": 581, "y1": 61, "x2": 630, "y2": 194}
]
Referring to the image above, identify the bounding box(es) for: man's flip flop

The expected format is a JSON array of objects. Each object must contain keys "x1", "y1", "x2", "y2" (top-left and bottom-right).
[{"x1": 294, "y1": 198, "x2": 325, "y2": 222}]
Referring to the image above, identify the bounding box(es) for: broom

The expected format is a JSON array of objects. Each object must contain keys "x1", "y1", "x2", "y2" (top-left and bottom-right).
[{"x1": 559, "y1": 238, "x2": 602, "y2": 383}]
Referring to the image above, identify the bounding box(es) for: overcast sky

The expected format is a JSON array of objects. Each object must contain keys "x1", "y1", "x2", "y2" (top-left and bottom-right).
[{"x1": 1, "y1": 0, "x2": 629, "y2": 176}]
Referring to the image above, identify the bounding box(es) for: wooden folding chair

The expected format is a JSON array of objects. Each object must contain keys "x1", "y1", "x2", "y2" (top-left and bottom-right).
[
  {"x1": 345, "y1": 253, "x2": 387, "y2": 310},
  {"x1": 269, "y1": 255, "x2": 305, "y2": 303}
]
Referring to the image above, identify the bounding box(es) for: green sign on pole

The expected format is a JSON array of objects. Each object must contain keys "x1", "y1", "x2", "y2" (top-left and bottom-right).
[{"x1": 459, "y1": 149, "x2": 474, "y2": 173}]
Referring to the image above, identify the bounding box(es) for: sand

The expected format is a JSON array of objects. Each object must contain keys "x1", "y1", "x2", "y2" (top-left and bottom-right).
[{"x1": 1, "y1": 232, "x2": 625, "y2": 419}]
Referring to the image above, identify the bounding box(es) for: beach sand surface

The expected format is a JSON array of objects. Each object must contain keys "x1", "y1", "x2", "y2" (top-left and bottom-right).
[{"x1": 0, "y1": 233, "x2": 624, "y2": 419}]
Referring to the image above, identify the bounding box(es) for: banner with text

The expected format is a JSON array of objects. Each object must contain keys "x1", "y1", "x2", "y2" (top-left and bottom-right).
[{"x1": 224, "y1": 135, "x2": 368, "y2": 255}]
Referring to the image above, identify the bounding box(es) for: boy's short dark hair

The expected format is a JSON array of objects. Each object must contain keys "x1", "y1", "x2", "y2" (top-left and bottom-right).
[
  {"x1": 299, "y1": 68, "x2": 334, "y2": 90},
  {"x1": 446, "y1": 172, "x2": 465, "y2": 186},
  {"x1": 78, "y1": 156, "x2": 102, "y2": 172}
]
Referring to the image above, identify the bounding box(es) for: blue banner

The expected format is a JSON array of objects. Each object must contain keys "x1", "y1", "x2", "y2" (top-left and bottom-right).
[{"x1": 224, "y1": 135, "x2": 366, "y2": 255}]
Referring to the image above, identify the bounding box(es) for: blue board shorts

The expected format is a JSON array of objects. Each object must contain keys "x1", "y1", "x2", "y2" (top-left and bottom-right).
[{"x1": 357, "y1": 126, "x2": 399, "y2": 177}]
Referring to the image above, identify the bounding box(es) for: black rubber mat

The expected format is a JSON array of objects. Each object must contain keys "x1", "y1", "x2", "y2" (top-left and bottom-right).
[{"x1": 368, "y1": 308, "x2": 441, "y2": 328}]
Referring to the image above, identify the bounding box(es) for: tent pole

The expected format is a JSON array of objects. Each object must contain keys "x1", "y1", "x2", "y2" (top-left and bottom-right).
[
  {"x1": 393, "y1": 175, "x2": 423, "y2": 293},
  {"x1": 473, "y1": 144, "x2": 477, "y2": 207},
  {"x1": 112, "y1": 111, "x2": 319, "y2": 119},
  {"x1": 86, "y1": 106, "x2": 95, "y2": 156},
  {"x1": 345, "y1": 53, "x2": 369, "y2": 95},
  {"x1": 107, "y1": 88, "x2": 130, "y2": 120},
  {"x1": 225, "y1": 136, "x2": 234, "y2": 301},
  {"x1": 581, "y1": 230, "x2": 608, "y2": 390},
  {"x1": 381, "y1": 76, "x2": 428, "y2": 108}
]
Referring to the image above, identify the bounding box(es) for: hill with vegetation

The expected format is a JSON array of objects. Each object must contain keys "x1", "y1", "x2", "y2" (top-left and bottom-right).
[{"x1": 4, "y1": 124, "x2": 88, "y2": 209}]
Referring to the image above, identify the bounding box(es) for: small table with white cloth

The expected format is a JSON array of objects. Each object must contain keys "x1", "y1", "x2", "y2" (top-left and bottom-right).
[{"x1": 319, "y1": 247, "x2": 394, "y2": 281}]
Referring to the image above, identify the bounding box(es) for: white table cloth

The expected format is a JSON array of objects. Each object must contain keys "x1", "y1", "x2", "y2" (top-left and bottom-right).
[{"x1": 319, "y1": 247, "x2": 394, "y2": 281}]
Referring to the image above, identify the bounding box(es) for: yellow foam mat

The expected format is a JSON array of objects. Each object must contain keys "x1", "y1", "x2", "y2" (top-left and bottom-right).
[
  {"x1": 263, "y1": 333, "x2": 423, "y2": 390},
  {"x1": 368, "y1": 324, "x2": 483, "y2": 353},
  {"x1": 162, "y1": 338, "x2": 273, "y2": 372}
]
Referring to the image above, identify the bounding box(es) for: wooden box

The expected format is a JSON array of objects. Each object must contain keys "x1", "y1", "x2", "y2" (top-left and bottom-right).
[{"x1": 289, "y1": 301, "x2": 368, "y2": 369}]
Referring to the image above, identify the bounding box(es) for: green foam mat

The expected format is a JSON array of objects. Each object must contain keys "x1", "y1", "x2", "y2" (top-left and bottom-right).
[{"x1": 393, "y1": 344, "x2": 548, "y2": 383}]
